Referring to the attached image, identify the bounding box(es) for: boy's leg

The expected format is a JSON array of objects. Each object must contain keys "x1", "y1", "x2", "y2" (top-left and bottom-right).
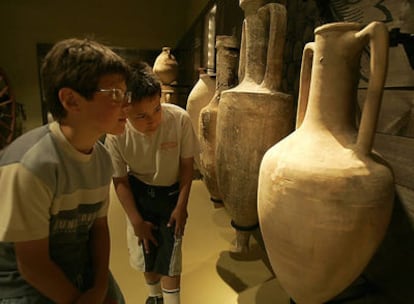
[
  {"x1": 144, "y1": 272, "x2": 163, "y2": 303},
  {"x1": 157, "y1": 212, "x2": 182, "y2": 304},
  {"x1": 161, "y1": 275, "x2": 180, "y2": 304},
  {"x1": 161, "y1": 275, "x2": 180, "y2": 290}
]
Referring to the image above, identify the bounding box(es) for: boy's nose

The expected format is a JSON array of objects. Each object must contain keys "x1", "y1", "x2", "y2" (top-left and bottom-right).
[{"x1": 120, "y1": 104, "x2": 127, "y2": 111}]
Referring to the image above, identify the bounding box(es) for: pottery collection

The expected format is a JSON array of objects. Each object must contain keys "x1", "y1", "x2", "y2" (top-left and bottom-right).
[{"x1": 154, "y1": 2, "x2": 394, "y2": 302}]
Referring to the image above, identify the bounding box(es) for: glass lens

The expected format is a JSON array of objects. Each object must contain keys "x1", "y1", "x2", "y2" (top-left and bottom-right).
[
  {"x1": 125, "y1": 92, "x2": 132, "y2": 103},
  {"x1": 97, "y1": 89, "x2": 129, "y2": 104}
]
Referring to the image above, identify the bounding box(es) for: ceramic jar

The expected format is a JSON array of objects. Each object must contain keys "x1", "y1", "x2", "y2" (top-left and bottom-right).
[
  {"x1": 153, "y1": 47, "x2": 179, "y2": 85},
  {"x1": 216, "y1": 2, "x2": 294, "y2": 252},
  {"x1": 199, "y1": 36, "x2": 239, "y2": 206},
  {"x1": 258, "y1": 21, "x2": 394, "y2": 303},
  {"x1": 160, "y1": 84, "x2": 178, "y2": 105},
  {"x1": 186, "y1": 68, "x2": 216, "y2": 138}
]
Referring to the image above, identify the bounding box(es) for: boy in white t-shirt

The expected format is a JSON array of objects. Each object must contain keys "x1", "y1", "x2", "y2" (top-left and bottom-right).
[{"x1": 105, "y1": 62, "x2": 198, "y2": 304}]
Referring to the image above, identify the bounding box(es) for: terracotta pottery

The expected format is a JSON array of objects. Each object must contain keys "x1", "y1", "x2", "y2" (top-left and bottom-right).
[
  {"x1": 186, "y1": 68, "x2": 216, "y2": 138},
  {"x1": 216, "y1": 1, "x2": 294, "y2": 252},
  {"x1": 199, "y1": 35, "x2": 239, "y2": 206},
  {"x1": 153, "y1": 47, "x2": 179, "y2": 85},
  {"x1": 160, "y1": 84, "x2": 178, "y2": 105},
  {"x1": 258, "y1": 22, "x2": 394, "y2": 303}
]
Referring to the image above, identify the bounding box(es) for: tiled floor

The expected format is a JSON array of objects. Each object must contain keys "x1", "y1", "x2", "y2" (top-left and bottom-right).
[{"x1": 108, "y1": 180, "x2": 390, "y2": 304}]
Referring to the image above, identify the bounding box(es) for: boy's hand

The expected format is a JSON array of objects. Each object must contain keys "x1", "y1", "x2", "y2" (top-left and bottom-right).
[
  {"x1": 103, "y1": 295, "x2": 119, "y2": 304},
  {"x1": 167, "y1": 206, "x2": 188, "y2": 237},
  {"x1": 75, "y1": 287, "x2": 106, "y2": 304},
  {"x1": 135, "y1": 220, "x2": 158, "y2": 253}
]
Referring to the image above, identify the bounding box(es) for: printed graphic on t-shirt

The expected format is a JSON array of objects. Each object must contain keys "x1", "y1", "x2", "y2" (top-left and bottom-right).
[
  {"x1": 160, "y1": 141, "x2": 178, "y2": 150},
  {"x1": 50, "y1": 202, "x2": 103, "y2": 238}
]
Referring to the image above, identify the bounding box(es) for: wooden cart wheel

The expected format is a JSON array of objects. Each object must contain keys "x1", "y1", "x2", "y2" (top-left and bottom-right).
[{"x1": 0, "y1": 68, "x2": 16, "y2": 149}]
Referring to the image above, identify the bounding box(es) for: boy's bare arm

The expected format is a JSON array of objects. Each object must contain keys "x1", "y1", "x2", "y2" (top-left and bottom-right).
[
  {"x1": 168, "y1": 157, "x2": 194, "y2": 236},
  {"x1": 15, "y1": 238, "x2": 81, "y2": 304},
  {"x1": 177, "y1": 157, "x2": 194, "y2": 209},
  {"x1": 113, "y1": 176, "x2": 158, "y2": 252},
  {"x1": 113, "y1": 176, "x2": 143, "y2": 227}
]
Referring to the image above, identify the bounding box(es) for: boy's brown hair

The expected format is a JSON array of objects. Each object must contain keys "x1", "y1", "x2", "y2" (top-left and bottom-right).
[
  {"x1": 128, "y1": 61, "x2": 161, "y2": 103},
  {"x1": 41, "y1": 38, "x2": 130, "y2": 120}
]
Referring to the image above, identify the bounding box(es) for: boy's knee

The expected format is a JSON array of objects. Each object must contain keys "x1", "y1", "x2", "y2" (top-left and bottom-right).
[
  {"x1": 161, "y1": 275, "x2": 180, "y2": 289},
  {"x1": 144, "y1": 271, "x2": 162, "y2": 283}
]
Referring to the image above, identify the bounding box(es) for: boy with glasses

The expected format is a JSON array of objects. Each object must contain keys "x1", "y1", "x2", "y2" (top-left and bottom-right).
[
  {"x1": 105, "y1": 62, "x2": 198, "y2": 304},
  {"x1": 0, "y1": 38, "x2": 130, "y2": 303}
]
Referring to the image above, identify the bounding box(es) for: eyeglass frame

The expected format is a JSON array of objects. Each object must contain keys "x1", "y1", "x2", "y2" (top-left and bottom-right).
[{"x1": 95, "y1": 88, "x2": 132, "y2": 104}]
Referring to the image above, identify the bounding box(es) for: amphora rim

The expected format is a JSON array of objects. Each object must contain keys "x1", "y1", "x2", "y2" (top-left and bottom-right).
[{"x1": 314, "y1": 22, "x2": 362, "y2": 35}]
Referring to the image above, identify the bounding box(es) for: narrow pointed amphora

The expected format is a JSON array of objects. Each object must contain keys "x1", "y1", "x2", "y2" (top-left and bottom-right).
[
  {"x1": 258, "y1": 21, "x2": 394, "y2": 304},
  {"x1": 216, "y1": 1, "x2": 294, "y2": 252},
  {"x1": 186, "y1": 68, "x2": 216, "y2": 139},
  {"x1": 199, "y1": 36, "x2": 239, "y2": 205},
  {"x1": 186, "y1": 68, "x2": 216, "y2": 173}
]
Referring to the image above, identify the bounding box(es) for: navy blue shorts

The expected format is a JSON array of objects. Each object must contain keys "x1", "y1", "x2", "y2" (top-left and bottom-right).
[{"x1": 128, "y1": 175, "x2": 182, "y2": 276}]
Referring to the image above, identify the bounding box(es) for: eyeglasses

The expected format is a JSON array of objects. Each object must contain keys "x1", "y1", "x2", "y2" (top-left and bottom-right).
[{"x1": 96, "y1": 88, "x2": 132, "y2": 104}]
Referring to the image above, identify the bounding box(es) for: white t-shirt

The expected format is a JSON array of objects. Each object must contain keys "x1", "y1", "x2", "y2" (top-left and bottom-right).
[{"x1": 105, "y1": 103, "x2": 199, "y2": 186}]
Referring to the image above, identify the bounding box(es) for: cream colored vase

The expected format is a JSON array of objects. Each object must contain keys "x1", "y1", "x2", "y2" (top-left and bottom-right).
[
  {"x1": 199, "y1": 36, "x2": 239, "y2": 205},
  {"x1": 216, "y1": 1, "x2": 294, "y2": 251},
  {"x1": 186, "y1": 68, "x2": 216, "y2": 138},
  {"x1": 153, "y1": 47, "x2": 179, "y2": 85},
  {"x1": 258, "y1": 22, "x2": 394, "y2": 303}
]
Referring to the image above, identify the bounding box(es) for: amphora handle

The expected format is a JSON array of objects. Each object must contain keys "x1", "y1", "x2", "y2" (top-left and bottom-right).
[
  {"x1": 258, "y1": 3, "x2": 287, "y2": 91},
  {"x1": 355, "y1": 22, "x2": 389, "y2": 154},
  {"x1": 295, "y1": 42, "x2": 314, "y2": 129}
]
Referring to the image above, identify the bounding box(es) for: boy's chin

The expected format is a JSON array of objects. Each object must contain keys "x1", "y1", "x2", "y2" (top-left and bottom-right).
[{"x1": 145, "y1": 125, "x2": 160, "y2": 134}]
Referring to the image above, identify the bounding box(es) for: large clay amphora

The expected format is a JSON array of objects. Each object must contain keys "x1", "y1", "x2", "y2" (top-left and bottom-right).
[
  {"x1": 186, "y1": 68, "x2": 216, "y2": 138},
  {"x1": 199, "y1": 36, "x2": 239, "y2": 206},
  {"x1": 153, "y1": 47, "x2": 179, "y2": 85},
  {"x1": 258, "y1": 22, "x2": 394, "y2": 304},
  {"x1": 216, "y1": 1, "x2": 294, "y2": 252}
]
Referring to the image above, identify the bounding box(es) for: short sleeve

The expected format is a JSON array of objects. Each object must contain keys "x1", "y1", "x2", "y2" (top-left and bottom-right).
[
  {"x1": 105, "y1": 134, "x2": 128, "y2": 178},
  {"x1": 0, "y1": 164, "x2": 52, "y2": 242},
  {"x1": 180, "y1": 111, "x2": 200, "y2": 159}
]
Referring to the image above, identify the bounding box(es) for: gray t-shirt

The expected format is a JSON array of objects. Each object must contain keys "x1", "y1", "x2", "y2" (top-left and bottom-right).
[{"x1": 0, "y1": 122, "x2": 112, "y2": 297}]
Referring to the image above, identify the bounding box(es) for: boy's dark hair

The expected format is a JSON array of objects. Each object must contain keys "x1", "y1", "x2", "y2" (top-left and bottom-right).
[
  {"x1": 128, "y1": 61, "x2": 161, "y2": 102},
  {"x1": 41, "y1": 38, "x2": 130, "y2": 120}
]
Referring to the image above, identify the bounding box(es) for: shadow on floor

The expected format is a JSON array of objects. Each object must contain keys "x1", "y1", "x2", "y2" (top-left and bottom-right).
[{"x1": 215, "y1": 227, "x2": 394, "y2": 304}]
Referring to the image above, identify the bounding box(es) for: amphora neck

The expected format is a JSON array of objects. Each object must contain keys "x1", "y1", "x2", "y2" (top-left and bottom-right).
[
  {"x1": 240, "y1": 0, "x2": 266, "y2": 15},
  {"x1": 215, "y1": 36, "x2": 239, "y2": 93},
  {"x1": 303, "y1": 23, "x2": 365, "y2": 130}
]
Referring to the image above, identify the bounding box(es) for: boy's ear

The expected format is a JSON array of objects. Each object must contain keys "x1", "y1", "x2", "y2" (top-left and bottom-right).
[{"x1": 58, "y1": 87, "x2": 81, "y2": 112}]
